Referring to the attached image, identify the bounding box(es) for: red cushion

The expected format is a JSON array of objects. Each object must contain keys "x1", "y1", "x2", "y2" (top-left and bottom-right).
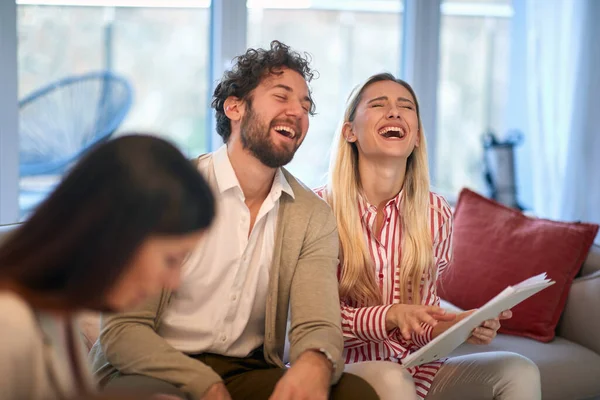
[{"x1": 438, "y1": 188, "x2": 599, "y2": 342}]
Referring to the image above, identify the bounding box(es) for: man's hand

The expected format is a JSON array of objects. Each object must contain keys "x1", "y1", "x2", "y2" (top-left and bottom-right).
[
  {"x1": 269, "y1": 350, "x2": 331, "y2": 400},
  {"x1": 201, "y1": 382, "x2": 232, "y2": 400},
  {"x1": 386, "y1": 304, "x2": 457, "y2": 340},
  {"x1": 467, "y1": 309, "x2": 512, "y2": 345}
]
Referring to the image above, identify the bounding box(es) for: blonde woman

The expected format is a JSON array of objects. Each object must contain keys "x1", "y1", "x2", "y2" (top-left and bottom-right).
[{"x1": 316, "y1": 73, "x2": 542, "y2": 400}]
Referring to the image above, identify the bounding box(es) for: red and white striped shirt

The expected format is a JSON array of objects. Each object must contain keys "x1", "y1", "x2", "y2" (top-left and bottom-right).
[{"x1": 315, "y1": 188, "x2": 453, "y2": 400}]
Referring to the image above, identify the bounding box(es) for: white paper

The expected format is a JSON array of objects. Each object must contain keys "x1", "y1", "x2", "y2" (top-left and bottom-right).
[{"x1": 401, "y1": 273, "x2": 555, "y2": 369}]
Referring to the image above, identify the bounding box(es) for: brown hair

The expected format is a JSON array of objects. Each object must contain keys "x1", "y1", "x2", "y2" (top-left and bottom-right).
[
  {"x1": 0, "y1": 134, "x2": 215, "y2": 311},
  {"x1": 211, "y1": 40, "x2": 316, "y2": 143}
]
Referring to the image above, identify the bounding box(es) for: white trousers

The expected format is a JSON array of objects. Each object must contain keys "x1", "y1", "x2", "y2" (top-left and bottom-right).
[{"x1": 344, "y1": 351, "x2": 542, "y2": 400}]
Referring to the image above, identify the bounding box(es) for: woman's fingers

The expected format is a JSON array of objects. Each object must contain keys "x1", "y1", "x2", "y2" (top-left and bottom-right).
[
  {"x1": 393, "y1": 305, "x2": 458, "y2": 338},
  {"x1": 411, "y1": 318, "x2": 425, "y2": 335},
  {"x1": 467, "y1": 335, "x2": 487, "y2": 345},
  {"x1": 425, "y1": 306, "x2": 457, "y2": 322},
  {"x1": 499, "y1": 310, "x2": 513, "y2": 320},
  {"x1": 471, "y1": 327, "x2": 496, "y2": 343},
  {"x1": 482, "y1": 318, "x2": 501, "y2": 331},
  {"x1": 432, "y1": 311, "x2": 457, "y2": 322},
  {"x1": 400, "y1": 326, "x2": 412, "y2": 340},
  {"x1": 417, "y1": 311, "x2": 439, "y2": 328}
]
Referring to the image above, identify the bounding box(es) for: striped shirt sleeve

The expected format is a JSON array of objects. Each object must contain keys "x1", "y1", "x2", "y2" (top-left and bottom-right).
[{"x1": 340, "y1": 301, "x2": 395, "y2": 346}]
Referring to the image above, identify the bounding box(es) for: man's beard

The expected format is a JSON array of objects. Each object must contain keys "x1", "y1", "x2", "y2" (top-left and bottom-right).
[{"x1": 240, "y1": 104, "x2": 300, "y2": 168}]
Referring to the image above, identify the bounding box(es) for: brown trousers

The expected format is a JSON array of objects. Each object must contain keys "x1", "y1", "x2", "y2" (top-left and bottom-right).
[{"x1": 105, "y1": 349, "x2": 379, "y2": 400}]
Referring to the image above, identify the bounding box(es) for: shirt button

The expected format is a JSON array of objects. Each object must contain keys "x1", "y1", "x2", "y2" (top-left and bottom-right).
[
  {"x1": 231, "y1": 294, "x2": 237, "y2": 301},
  {"x1": 378, "y1": 248, "x2": 384, "y2": 255},
  {"x1": 220, "y1": 335, "x2": 227, "y2": 342}
]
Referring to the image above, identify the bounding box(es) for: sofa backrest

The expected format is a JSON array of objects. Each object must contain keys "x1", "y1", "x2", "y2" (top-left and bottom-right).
[
  {"x1": 581, "y1": 243, "x2": 600, "y2": 276},
  {"x1": 558, "y1": 242, "x2": 600, "y2": 353},
  {"x1": 2, "y1": 223, "x2": 599, "y2": 352}
]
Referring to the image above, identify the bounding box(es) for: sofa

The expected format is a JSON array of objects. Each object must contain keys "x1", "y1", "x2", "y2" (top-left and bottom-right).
[
  {"x1": 439, "y1": 243, "x2": 600, "y2": 400},
  {"x1": 1, "y1": 223, "x2": 599, "y2": 399}
]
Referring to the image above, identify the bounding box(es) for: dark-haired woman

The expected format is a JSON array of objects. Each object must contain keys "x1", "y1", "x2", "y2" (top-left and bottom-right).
[{"x1": 0, "y1": 134, "x2": 216, "y2": 400}]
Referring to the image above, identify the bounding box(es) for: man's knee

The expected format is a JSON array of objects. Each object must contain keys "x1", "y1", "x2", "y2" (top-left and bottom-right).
[
  {"x1": 104, "y1": 373, "x2": 188, "y2": 399},
  {"x1": 331, "y1": 372, "x2": 379, "y2": 400}
]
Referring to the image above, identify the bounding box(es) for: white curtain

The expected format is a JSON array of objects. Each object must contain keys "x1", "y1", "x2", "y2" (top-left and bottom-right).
[
  {"x1": 557, "y1": 0, "x2": 600, "y2": 227},
  {"x1": 515, "y1": 0, "x2": 600, "y2": 232}
]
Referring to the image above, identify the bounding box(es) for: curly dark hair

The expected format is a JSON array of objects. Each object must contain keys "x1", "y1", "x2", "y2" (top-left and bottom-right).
[{"x1": 211, "y1": 40, "x2": 317, "y2": 143}]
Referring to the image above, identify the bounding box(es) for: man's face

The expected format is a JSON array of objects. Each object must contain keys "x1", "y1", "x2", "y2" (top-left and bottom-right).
[{"x1": 238, "y1": 67, "x2": 312, "y2": 168}]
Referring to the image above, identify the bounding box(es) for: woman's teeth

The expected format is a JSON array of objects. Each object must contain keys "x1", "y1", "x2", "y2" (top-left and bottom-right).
[{"x1": 378, "y1": 127, "x2": 405, "y2": 138}]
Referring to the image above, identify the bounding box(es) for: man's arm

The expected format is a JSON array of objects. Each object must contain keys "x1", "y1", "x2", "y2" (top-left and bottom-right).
[
  {"x1": 97, "y1": 290, "x2": 222, "y2": 400},
  {"x1": 287, "y1": 205, "x2": 344, "y2": 384}
]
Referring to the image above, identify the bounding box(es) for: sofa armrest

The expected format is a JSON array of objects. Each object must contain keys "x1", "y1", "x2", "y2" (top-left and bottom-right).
[{"x1": 557, "y1": 270, "x2": 600, "y2": 355}]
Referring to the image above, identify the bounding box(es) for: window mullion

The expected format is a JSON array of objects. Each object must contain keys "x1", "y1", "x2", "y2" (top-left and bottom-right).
[
  {"x1": 401, "y1": 0, "x2": 442, "y2": 182},
  {"x1": 0, "y1": 0, "x2": 20, "y2": 224},
  {"x1": 207, "y1": 0, "x2": 248, "y2": 152}
]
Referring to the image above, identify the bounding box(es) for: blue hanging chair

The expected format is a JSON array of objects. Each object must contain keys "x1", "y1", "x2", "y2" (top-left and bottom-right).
[{"x1": 19, "y1": 71, "x2": 134, "y2": 177}]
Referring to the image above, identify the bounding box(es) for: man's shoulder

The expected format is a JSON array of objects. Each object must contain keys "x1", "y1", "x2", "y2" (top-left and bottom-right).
[
  {"x1": 191, "y1": 153, "x2": 218, "y2": 188},
  {"x1": 281, "y1": 169, "x2": 330, "y2": 212},
  {"x1": 192, "y1": 152, "x2": 213, "y2": 170}
]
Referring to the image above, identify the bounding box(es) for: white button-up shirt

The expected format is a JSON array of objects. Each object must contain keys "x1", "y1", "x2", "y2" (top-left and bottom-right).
[{"x1": 158, "y1": 145, "x2": 294, "y2": 357}]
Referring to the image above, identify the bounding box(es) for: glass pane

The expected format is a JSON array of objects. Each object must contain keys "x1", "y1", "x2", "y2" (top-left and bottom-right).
[
  {"x1": 17, "y1": 3, "x2": 210, "y2": 217},
  {"x1": 247, "y1": 0, "x2": 403, "y2": 189},
  {"x1": 435, "y1": 2, "x2": 511, "y2": 198}
]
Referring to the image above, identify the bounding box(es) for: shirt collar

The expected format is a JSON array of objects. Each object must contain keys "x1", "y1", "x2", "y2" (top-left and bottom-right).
[
  {"x1": 213, "y1": 144, "x2": 239, "y2": 194},
  {"x1": 212, "y1": 144, "x2": 295, "y2": 200},
  {"x1": 274, "y1": 168, "x2": 295, "y2": 200},
  {"x1": 358, "y1": 189, "x2": 403, "y2": 219}
]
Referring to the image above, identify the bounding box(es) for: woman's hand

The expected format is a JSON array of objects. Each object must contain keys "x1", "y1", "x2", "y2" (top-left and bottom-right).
[
  {"x1": 467, "y1": 309, "x2": 512, "y2": 345},
  {"x1": 385, "y1": 304, "x2": 456, "y2": 340}
]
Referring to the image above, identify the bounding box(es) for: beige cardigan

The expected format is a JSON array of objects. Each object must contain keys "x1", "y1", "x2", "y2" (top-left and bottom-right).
[
  {"x1": 0, "y1": 291, "x2": 94, "y2": 400},
  {"x1": 90, "y1": 154, "x2": 343, "y2": 400}
]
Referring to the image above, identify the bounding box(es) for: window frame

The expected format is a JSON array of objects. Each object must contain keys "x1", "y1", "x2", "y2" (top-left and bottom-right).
[{"x1": 0, "y1": 0, "x2": 20, "y2": 224}]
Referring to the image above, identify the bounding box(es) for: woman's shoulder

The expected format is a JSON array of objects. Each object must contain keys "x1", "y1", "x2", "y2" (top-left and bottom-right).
[
  {"x1": 0, "y1": 291, "x2": 39, "y2": 339},
  {"x1": 428, "y1": 191, "x2": 453, "y2": 222}
]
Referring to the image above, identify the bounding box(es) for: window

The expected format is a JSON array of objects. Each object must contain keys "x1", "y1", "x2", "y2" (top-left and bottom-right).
[
  {"x1": 17, "y1": 1, "x2": 210, "y2": 216},
  {"x1": 3, "y1": 0, "x2": 513, "y2": 221},
  {"x1": 247, "y1": 0, "x2": 403, "y2": 189},
  {"x1": 435, "y1": 0, "x2": 512, "y2": 198}
]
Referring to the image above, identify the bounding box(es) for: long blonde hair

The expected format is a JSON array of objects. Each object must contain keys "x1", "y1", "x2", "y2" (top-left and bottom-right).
[{"x1": 324, "y1": 73, "x2": 433, "y2": 306}]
